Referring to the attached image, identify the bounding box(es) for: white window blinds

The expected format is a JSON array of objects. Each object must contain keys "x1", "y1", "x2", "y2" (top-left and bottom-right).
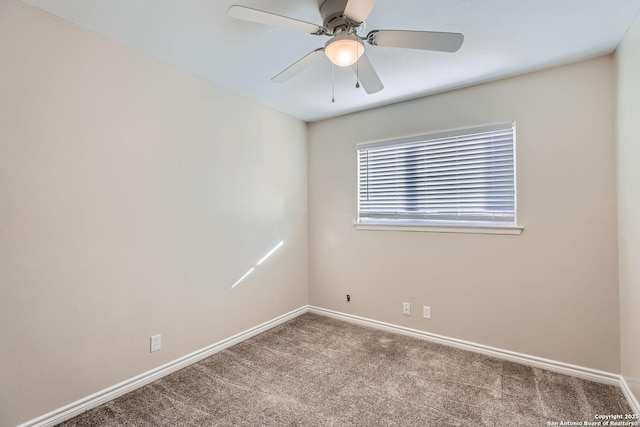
[{"x1": 357, "y1": 123, "x2": 516, "y2": 226}]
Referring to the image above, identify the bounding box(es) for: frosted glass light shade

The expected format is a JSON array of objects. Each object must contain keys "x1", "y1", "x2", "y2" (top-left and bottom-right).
[{"x1": 325, "y1": 33, "x2": 365, "y2": 67}]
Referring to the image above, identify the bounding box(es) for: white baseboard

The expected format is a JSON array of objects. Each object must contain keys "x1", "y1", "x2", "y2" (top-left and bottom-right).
[
  {"x1": 18, "y1": 306, "x2": 308, "y2": 427},
  {"x1": 19, "y1": 305, "x2": 639, "y2": 426},
  {"x1": 309, "y1": 306, "x2": 627, "y2": 387},
  {"x1": 620, "y1": 376, "x2": 640, "y2": 415}
]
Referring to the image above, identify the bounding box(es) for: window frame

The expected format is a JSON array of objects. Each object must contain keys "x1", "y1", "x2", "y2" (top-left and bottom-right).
[{"x1": 354, "y1": 123, "x2": 523, "y2": 235}]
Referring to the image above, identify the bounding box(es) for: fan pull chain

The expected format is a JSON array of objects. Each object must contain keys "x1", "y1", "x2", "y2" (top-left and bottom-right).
[
  {"x1": 331, "y1": 64, "x2": 335, "y2": 103},
  {"x1": 355, "y1": 42, "x2": 360, "y2": 89}
]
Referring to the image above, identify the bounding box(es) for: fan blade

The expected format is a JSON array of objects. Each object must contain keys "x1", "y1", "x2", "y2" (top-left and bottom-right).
[
  {"x1": 228, "y1": 5, "x2": 323, "y2": 34},
  {"x1": 344, "y1": 0, "x2": 377, "y2": 24},
  {"x1": 352, "y1": 53, "x2": 383, "y2": 94},
  {"x1": 272, "y1": 49, "x2": 325, "y2": 83},
  {"x1": 369, "y1": 30, "x2": 463, "y2": 52}
]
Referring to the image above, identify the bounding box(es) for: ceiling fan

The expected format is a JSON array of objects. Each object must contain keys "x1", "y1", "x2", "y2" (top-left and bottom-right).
[{"x1": 228, "y1": 0, "x2": 464, "y2": 95}]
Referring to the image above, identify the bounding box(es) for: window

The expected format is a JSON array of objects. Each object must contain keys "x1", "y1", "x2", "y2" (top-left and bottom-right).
[{"x1": 356, "y1": 123, "x2": 521, "y2": 234}]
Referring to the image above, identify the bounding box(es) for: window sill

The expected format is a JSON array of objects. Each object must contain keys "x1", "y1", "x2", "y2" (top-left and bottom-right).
[{"x1": 354, "y1": 221, "x2": 523, "y2": 235}]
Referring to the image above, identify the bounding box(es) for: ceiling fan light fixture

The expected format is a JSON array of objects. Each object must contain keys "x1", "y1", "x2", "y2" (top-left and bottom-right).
[{"x1": 325, "y1": 33, "x2": 364, "y2": 67}]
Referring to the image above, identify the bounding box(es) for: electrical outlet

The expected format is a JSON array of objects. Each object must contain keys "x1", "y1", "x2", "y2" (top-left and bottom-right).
[
  {"x1": 423, "y1": 306, "x2": 431, "y2": 319},
  {"x1": 150, "y1": 334, "x2": 161, "y2": 353},
  {"x1": 402, "y1": 302, "x2": 411, "y2": 316}
]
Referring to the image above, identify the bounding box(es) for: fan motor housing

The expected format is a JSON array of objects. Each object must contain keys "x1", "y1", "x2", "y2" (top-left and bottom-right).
[{"x1": 320, "y1": 0, "x2": 357, "y2": 34}]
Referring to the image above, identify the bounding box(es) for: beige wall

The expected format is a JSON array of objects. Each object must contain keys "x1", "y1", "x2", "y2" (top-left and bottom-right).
[
  {"x1": 0, "y1": 0, "x2": 630, "y2": 423},
  {"x1": 0, "y1": 1, "x2": 308, "y2": 425},
  {"x1": 309, "y1": 56, "x2": 619, "y2": 372},
  {"x1": 616, "y1": 11, "x2": 640, "y2": 408}
]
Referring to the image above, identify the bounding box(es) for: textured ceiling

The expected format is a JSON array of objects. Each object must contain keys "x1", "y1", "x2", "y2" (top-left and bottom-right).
[{"x1": 21, "y1": 0, "x2": 640, "y2": 122}]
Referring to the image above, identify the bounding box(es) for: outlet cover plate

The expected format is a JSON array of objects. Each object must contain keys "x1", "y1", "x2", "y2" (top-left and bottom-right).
[
  {"x1": 423, "y1": 306, "x2": 431, "y2": 319},
  {"x1": 150, "y1": 334, "x2": 161, "y2": 352},
  {"x1": 402, "y1": 302, "x2": 411, "y2": 316}
]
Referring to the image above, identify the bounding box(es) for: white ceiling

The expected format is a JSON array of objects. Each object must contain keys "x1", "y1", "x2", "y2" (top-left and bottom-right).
[{"x1": 21, "y1": 0, "x2": 640, "y2": 122}]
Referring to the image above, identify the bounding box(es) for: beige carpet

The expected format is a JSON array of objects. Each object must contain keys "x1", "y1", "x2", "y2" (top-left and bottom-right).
[{"x1": 59, "y1": 313, "x2": 631, "y2": 426}]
